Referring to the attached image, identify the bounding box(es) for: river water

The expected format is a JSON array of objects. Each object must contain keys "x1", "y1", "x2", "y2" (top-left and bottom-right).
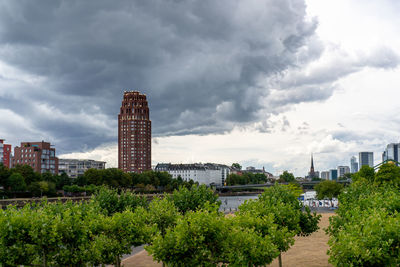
[
  {"x1": 218, "y1": 191, "x2": 337, "y2": 213},
  {"x1": 218, "y1": 195, "x2": 259, "y2": 212}
]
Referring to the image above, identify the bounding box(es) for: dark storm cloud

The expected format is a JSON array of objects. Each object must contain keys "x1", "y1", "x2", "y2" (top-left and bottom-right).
[{"x1": 1, "y1": 0, "x2": 322, "y2": 152}]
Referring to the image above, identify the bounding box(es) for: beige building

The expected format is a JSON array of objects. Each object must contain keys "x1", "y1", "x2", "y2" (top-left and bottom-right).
[{"x1": 59, "y1": 159, "x2": 106, "y2": 178}]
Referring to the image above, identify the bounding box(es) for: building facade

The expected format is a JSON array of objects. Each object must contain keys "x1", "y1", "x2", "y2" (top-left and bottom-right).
[
  {"x1": 329, "y1": 169, "x2": 338, "y2": 181},
  {"x1": 382, "y1": 143, "x2": 399, "y2": 165},
  {"x1": 118, "y1": 91, "x2": 151, "y2": 173},
  {"x1": 155, "y1": 163, "x2": 230, "y2": 185},
  {"x1": 337, "y1": 166, "x2": 350, "y2": 178},
  {"x1": 359, "y1": 152, "x2": 374, "y2": 168},
  {"x1": 58, "y1": 159, "x2": 106, "y2": 178},
  {"x1": 350, "y1": 156, "x2": 359, "y2": 173},
  {"x1": 242, "y1": 166, "x2": 273, "y2": 178},
  {"x1": 0, "y1": 139, "x2": 11, "y2": 168},
  {"x1": 321, "y1": 171, "x2": 330, "y2": 180},
  {"x1": 12, "y1": 141, "x2": 58, "y2": 174}
]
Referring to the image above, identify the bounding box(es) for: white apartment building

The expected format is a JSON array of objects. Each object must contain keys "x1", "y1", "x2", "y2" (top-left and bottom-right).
[
  {"x1": 337, "y1": 166, "x2": 350, "y2": 178},
  {"x1": 155, "y1": 163, "x2": 230, "y2": 185},
  {"x1": 320, "y1": 171, "x2": 330, "y2": 180},
  {"x1": 59, "y1": 159, "x2": 106, "y2": 178}
]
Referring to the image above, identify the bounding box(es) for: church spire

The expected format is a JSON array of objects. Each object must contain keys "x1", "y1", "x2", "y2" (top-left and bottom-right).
[
  {"x1": 309, "y1": 153, "x2": 315, "y2": 178},
  {"x1": 311, "y1": 153, "x2": 314, "y2": 169}
]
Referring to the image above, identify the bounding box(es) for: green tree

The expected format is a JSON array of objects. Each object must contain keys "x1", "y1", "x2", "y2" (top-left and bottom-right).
[
  {"x1": 167, "y1": 184, "x2": 220, "y2": 214},
  {"x1": 342, "y1": 172, "x2": 352, "y2": 180},
  {"x1": 0, "y1": 163, "x2": 10, "y2": 188},
  {"x1": 84, "y1": 169, "x2": 102, "y2": 185},
  {"x1": 147, "y1": 197, "x2": 180, "y2": 238},
  {"x1": 231, "y1": 163, "x2": 242, "y2": 170},
  {"x1": 147, "y1": 209, "x2": 229, "y2": 266},
  {"x1": 326, "y1": 182, "x2": 400, "y2": 266},
  {"x1": 315, "y1": 180, "x2": 343, "y2": 204},
  {"x1": 374, "y1": 162, "x2": 400, "y2": 187},
  {"x1": 352, "y1": 165, "x2": 375, "y2": 183},
  {"x1": 11, "y1": 164, "x2": 40, "y2": 185},
  {"x1": 0, "y1": 205, "x2": 38, "y2": 266},
  {"x1": 7, "y1": 173, "x2": 27, "y2": 192},
  {"x1": 238, "y1": 185, "x2": 320, "y2": 267},
  {"x1": 75, "y1": 175, "x2": 88, "y2": 186},
  {"x1": 155, "y1": 171, "x2": 173, "y2": 187},
  {"x1": 223, "y1": 214, "x2": 279, "y2": 266},
  {"x1": 42, "y1": 172, "x2": 58, "y2": 184},
  {"x1": 103, "y1": 168, "x2": 132, "y2": 187},
  {"x1": 90, "y1": 208, "x2": 153, "y2": 266},
  {"x1": 37, "y1": 181, "x2": 56, "y2": 197},
  {"x1": 279, "y1": 171, "x2": 295, "y2": 183},
  {"x1": 91, "y1": 187, "x2": 147, "y2": 216},
  {"x1": 56, "y1": 172, "x2": 72, "y2": 189}
]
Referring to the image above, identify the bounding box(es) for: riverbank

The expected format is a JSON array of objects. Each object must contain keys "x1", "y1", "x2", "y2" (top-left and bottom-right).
[{"x1": 122, "y1": 212, "x2": 334, "y2": 267}]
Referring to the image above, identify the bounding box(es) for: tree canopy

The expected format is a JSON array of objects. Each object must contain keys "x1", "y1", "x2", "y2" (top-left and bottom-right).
[
  {"x1": 279, "y1": 171, "x2": 295, "y2": 183},
  {"x1": 315, "y1": 180, "x2": 343, "y2": 200}
]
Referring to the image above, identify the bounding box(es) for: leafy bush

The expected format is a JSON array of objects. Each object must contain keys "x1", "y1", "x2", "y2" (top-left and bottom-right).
[
  {"x1": 91, "y1": 187, "x2": 148, "y2": 216},
  {"x1": 167, "y1": 184, "x2": 220, "y2": 214},
  {"x1": 0, "y1": 201, "x2": 151, "y2": 266},
  {"x1": 147, "y1": 208, "x2": 280, "y2": 266},
  {"x1": 326, "y1": 180, "x2": 400, "y2": 266},
  {"x1": 238, "y1": 185, "x2": 320, "y2": 266}
]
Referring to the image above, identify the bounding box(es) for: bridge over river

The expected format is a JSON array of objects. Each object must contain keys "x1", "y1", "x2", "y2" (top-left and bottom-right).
[{"x1": 215, "y1": 179, "x2": 351, "y2": 191}]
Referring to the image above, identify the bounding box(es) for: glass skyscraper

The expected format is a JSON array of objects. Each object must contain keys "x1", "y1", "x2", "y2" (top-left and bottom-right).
[{"x1": 359, "y1": 152, "x2": 374, "y2": 168}]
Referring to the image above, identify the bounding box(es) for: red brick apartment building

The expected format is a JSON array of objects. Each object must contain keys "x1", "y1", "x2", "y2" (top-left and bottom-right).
[
  {"x1": 12, "y1": 141, "x2": 58, "y2": 174},
  {"x1": 118, "y1": 91, "x2": 151, "y2": 173},
  {"x1": 0, "y1": 139, "x2": 11, "y2": 168}
]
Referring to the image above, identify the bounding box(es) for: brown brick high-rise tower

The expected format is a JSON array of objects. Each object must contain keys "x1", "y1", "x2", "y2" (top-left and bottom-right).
[{"x1": 118, "y1": 91, "x2": 151, "y2": 172}]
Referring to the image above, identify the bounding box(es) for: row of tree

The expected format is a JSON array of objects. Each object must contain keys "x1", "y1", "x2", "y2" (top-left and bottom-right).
[
  {"x1": 0, "y1": 184, "x2": 321, "y2": 266},
  {"x1": 0, "y1": 163, "x2": 197, "y2": 197},
  {"x1": 326, "y1": 163, "x2": 400, "y2": 266},
  {"x1": 225, "y1": 172, "x2": 270, "y2": 185},
  {"x1": 0, "y1": 164, "x2": 73, "y2": 197}
]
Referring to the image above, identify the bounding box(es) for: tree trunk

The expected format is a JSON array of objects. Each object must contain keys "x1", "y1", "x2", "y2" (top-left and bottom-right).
[
  {"x1": 278, "y1": 253, "x2": 282, "y2": 267},
  {"x1": 43, "y1": 252, "x2": 47, "y2": 267},
  {"x1": 115, "y1": 256, "x2": 121, "y2": 267}
]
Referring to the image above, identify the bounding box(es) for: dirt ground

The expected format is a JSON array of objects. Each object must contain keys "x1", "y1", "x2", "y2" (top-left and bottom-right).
[{"x1": 122, "y1": 213, "x2": 333, "y2": 267}]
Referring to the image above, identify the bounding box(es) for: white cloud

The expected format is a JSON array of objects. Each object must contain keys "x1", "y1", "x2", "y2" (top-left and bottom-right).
[{"x1": 59, "y1": 143, "x2": 118, "y2": 168}]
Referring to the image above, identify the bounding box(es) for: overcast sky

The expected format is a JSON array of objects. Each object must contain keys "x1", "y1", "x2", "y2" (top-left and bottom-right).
[{"x1": 1, "y1": 0, "x2": 399, "y2": 176}]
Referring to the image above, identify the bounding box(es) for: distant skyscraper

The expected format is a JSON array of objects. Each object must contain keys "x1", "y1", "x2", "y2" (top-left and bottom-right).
[
  {"x1": 329, "y1": 169, "x2": 338, "y2": 181},
  {"x1": 350, "y1": 156, "x2": 358, "y2": 173},
  {"x1": 337, "y1": 166, "x2": 350, "y2": 178},
  {"x1": 321, "y1": 171, "x2": 330, "y2": 180},
  {"x1": 359, "y1": 152, "x2": 374, "y2": 168},
  {"x1": 118, "y1": 91, "x2": 151, "y2": 173},
  {"x1": 382, "y1": 143, "x2": 399, "y2": 165}
]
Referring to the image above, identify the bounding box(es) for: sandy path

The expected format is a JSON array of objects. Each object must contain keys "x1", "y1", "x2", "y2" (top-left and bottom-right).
[
  {"x1": 268, "y1": 213, "x2": 332, "y2": 267},
  {"x1": 122, "y1": 213, "x2": 333, "y2": 267}
]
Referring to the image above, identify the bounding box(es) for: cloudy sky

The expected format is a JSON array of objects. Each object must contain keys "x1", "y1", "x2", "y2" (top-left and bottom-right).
[{"x1": 1, "y1": 0, "x2": 399, "y2": 176}]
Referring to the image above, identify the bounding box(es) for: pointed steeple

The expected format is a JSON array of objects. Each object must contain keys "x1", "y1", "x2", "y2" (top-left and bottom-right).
[
  {"x1": 309, "y1": 153, "x2": 315, "y2": 178},
  {"x1": 311, "y1": 153, "x2": 314, "y2": 169}
]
